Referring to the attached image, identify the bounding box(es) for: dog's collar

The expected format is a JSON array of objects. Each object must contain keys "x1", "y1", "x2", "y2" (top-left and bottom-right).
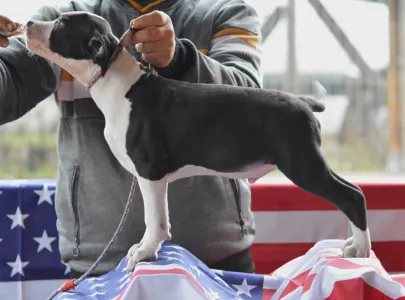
[
  {"x1": 86, "y1": 45, "x2": 124, "y2": 90},
  {"x1": 86, "y1": 45, "x2": 157, "y2": 90}
]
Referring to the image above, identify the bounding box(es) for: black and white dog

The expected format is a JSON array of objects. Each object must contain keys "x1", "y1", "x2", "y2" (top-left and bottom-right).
[{"x1": 25, "y1": 12, "x2": 371, "y2": 272}]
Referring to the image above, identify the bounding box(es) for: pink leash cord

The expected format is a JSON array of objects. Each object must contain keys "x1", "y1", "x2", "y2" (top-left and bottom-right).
[{"x1": 47, "y1": 176, "x2": 137, "y2": 299}]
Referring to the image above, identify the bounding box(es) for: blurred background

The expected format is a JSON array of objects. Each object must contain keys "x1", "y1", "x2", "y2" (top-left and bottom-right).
[{"x1": 0, "y1": 0, "x2": 404, "y2": 179}]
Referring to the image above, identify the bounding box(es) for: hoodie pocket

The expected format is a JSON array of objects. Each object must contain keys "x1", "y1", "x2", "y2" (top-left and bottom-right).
[
  {"x1": 71, "y1": 165, "x2": 81, "y2": 257},
  {"x1": 230, "y1": 179, "x2": 247, "y2": 237}
]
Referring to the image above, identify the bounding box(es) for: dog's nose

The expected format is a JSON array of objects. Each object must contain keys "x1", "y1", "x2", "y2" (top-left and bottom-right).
[{"x1": 26, "y1": 21, "x2": 34, "y2": 28}]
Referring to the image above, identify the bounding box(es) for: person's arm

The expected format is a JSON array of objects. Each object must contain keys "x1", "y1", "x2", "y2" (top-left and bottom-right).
[
  {"x1": 0, "y1": 36, "x2": 57, "y2": 125},
  {"x1": 0, "y1": 5, "x2": 73, "y2": 125},
  {"x1": 155, "y1": 0, "x2": 262, "y2": 88}
]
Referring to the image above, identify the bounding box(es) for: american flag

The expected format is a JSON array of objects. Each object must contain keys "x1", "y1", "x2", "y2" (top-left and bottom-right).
[{"x1": 1, "y1": 180, "x2": 405, "y2": 300}]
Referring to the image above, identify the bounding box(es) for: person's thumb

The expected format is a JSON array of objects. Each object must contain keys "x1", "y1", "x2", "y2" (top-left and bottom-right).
[
  {"x1": 0, "y1": 15, "x2": 17, "y2": 48},
  {"x1": 0, "y1": 15, "x2": 17, "y2": 32}
]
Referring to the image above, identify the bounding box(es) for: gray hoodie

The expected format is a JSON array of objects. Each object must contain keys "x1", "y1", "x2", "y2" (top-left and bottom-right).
[{"x1": 0, "y1": 0, "x2": 262, "y2": 275}]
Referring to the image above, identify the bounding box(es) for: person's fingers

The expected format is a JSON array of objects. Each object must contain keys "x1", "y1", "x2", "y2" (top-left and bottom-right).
[
  {"x1": 141, "y1": 50, "x2": 172, "y2": 68},
  {"x1": 135, "y1": 41, "x2": 152, "y2": 54},
  {"x1": 130, "y1": 11, "x2": 169, "y2": 29},
  {"x1": 0, "y1": 15, "x2": 19, "y2": 48},
  {"x1": 0, "y1": 15, "x2": 16, "y2": 31},
  {"x1": 136, "y1": 25, "x2": 171, "y2": 43},
  {"x1": 119, "y1": 27, "x2": 165, "y2": 46},
  {"x1": 0, "y1": 36, "x2": 9, "y2": 48}
]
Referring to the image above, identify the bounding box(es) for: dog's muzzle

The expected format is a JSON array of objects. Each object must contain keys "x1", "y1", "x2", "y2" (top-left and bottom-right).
[{"x1": 25, "y1": 20, "x2": 54, "y2": 48}]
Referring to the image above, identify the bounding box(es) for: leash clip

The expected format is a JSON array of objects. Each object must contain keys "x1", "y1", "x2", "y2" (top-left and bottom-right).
[{"x1": 140, "y1": 61, "x2": 153, "y2": 72}]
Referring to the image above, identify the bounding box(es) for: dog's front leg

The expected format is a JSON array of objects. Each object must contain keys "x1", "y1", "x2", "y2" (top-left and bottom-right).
[{"x1": 126, "y1": 176, "x2": 171, "y2": 272}]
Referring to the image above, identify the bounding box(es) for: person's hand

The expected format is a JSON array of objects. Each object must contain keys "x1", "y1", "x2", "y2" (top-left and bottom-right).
[
  {"x1": 123, "y1": 11, "x2": 176, "y2": 68},
  {"x1": 0, "y1": 15, "x2": 19, "y2": 48}
]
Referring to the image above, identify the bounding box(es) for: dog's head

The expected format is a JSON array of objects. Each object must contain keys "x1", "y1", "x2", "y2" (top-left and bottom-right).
[{"x1": 26, "y1": 12, "x2": 119, "y2": 85}]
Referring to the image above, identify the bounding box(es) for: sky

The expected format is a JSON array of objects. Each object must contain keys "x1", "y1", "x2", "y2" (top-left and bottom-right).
[{"x1": 4, "y1": 0, "x2": 389, "y2": 77}]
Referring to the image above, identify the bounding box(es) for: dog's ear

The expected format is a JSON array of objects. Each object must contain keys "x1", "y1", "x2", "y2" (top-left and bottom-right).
[
  {"x1": 87, "y1": 31, "x2": 118, "y2": 74},
  {"x1": 88, "y1": 35, "x2": 104, "y2": 59}
]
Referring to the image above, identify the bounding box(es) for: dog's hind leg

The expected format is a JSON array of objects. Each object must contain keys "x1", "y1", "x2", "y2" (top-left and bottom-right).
[
  {"x1": 277, "y1": 145, "x2": 371, "y2": 258},
  {"x1": 328, "y1": 170, "x2": 368, "y2": 251},
  {"x1": 330, "y1": 170, "x2": 363, "y2": 193},
  {"x1": 126, "y1": 176, "x2": 171, "y2": 272}
]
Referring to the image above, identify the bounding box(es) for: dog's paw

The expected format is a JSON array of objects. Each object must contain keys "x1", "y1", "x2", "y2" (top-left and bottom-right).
[
  {"x1": 126, "y1": 228, "x2": 171, "y2": 272},
  {"x1": 126, "y1": 242, "x2": 159, "y2": 271},
  {"x1": 343, "y1": 236, "x2": 353, "y2": 248},
  {"x1": 342, "y1": 236, "x2": 370, "y2": 258}
]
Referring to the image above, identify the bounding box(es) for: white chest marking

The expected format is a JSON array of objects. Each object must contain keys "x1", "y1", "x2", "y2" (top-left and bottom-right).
[
  {"x1": 103, "y1": 98, "x2": 137, "y2": 176},
  {"x1": 89, "y1": 50, "x2": 144, "y2": 177}
]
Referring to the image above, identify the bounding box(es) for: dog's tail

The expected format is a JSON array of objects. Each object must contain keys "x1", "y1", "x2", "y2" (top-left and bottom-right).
[{"x1": 298, "y1": 96, "x2": 325, "y2": 112}]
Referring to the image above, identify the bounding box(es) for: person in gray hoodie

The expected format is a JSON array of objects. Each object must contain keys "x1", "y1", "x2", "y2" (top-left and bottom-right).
[{"x1": 0, "y1": 0, "x2": 262, "y2": 277}]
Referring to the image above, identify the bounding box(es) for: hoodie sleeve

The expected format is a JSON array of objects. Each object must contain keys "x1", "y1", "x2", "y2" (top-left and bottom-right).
[
  {"x1": 154, "y1": 0, "x2": 263, "y2": 88},
  {"x1": 0, "y1": 5, "x2": 73, "y2": 125}
]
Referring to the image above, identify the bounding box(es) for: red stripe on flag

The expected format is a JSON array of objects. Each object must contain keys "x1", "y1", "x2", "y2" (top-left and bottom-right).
[
  {"x1": 392, "y1": 275, "x2": 405, "y2": 287},
  {"x1": 251, "y1": 183, "x2": 405, "y2": 211},
  {"x1": 326, "y1": 257, "x2": 384, "y2": 275},
  {"x1": 252, "y1": 241, "x2": 405, "y2": 274},
  {"x1": 135, "y1": 268, "x2": 206, "y2": 293},
  {"x1": 117, "y1": 267, "x2": 206, "y2": 299},
  {"x1": 302, "y1": 273, "x2": 317, "y2": 294},
  {"x1": 325, "y1": 277, "x2": 405, "y2": 300},
  {"x1": 278, "y1": 269, "x2": 311, "y2": 298},
  {"x1": 261, "y1": 288, "x2": 276, "y2": 300}
]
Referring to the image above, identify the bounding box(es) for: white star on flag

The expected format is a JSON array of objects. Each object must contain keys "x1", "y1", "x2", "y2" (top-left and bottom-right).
[
  {"x1": 89, "y1": 291, "x2": 107, "y2": 298},
  {"x1": 160, "y1": 256, "x2": 183, "y2": 262},
  {"x1": 89, "y1": 282, "x2": 107, "y2": 290},
  {"x1": 165, "y1": 245, "x2": 184, "y2": 251},
  {"x1": 34, "y1": 184, "x2": 55, "y2": 205},
  {"x1": 33, "y1": 230, "x2": 56, "y2": 252},
  {"x1": 190, "y1": 265, "x2": 204, "y2": 276},
  {"x1": 61, "y1": 261, "x2": 71, "y2": 275},
  {"x1": 137, "y1": 261, "x2": 153, "y2": 266},
  {"x1": 88, "y1": 276, "x2": 106, "y2": 283},
  {"x1": 7, "y1": 207, "x2": 29, "y2": 229},
  {"x1": 207, "y1": 288, "x2": 221, "y2": 299},
  {"x1": 117, "y1": 277, "x2": 131, "y2": 290},
  {"x1": 117, "y1": 273, "x2": 131, "y2": 283},
  {"x1": 214, "y1": 274, "x2": 229, "y2": 287},
  {"x1": 7, "y1": 255, "x2": 29, "y2": 277},
  {"x1": 232, "y1": 278, "x2": 257, "y2": 297},
  {"x1": 162, "y1": 251, "x2": 183, "y2": 256}
]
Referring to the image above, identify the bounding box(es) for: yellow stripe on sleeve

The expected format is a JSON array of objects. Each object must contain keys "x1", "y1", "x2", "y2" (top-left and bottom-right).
[{"x1": 212, "y1": 28, "x2": 262, "y2": 52}]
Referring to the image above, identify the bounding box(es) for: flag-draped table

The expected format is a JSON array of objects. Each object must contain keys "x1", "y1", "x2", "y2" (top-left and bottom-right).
[
  {"x1": 250, "y1": 181, "x2": 405, "y2": 274},
  {"x1": 0, "y1": 179, "x2": 404, "y2": 299}
]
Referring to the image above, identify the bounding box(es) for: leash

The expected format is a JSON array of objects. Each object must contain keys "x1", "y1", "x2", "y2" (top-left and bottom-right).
[{"x1": 47, "y1": 176, "x2": 137, "y2": 299}]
